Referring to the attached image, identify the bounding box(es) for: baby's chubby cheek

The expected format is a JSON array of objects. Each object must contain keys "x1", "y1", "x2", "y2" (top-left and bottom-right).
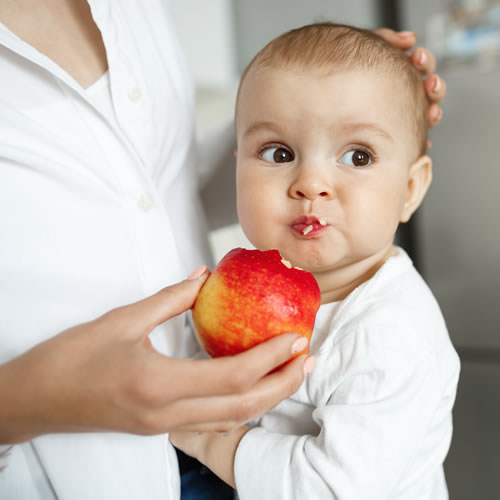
[
  {"x1": 237, "y1": 190, "x2": 278, "y2": 249},
  {"x1": 237, "y1": 202, "x2": 268, "y2": 247}
]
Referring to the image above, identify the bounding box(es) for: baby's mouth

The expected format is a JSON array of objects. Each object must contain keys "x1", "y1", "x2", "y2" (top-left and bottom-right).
[{"x1": 291, "y1": 216, "x2": 328, "y2": 236}]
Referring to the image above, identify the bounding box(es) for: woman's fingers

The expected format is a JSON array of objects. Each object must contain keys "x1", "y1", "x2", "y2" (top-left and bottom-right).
[
  {"x1": 425, "y1": 73, "x2": 446, "y2": 104},
  {"x1": 375, "y1": 28, "x2": 416, "y2": 50},
  {"x1": 410, "y1": 47, "x2": 437, "y2": 76},
  {"x1": 153, "y1": 354, "x2": 312, "y2": 434},
  {"x1": 376, "y1": 29, "x2": 440, "y2": 80},
  {"x1": 375, "y1": 28, "x2": 446, "y2": 131},
  {"x1": 427, "y1": 103, "x2": 443, "y2": 128},
  {"x1": 151, "y1": 333, "x2": 310, "y2": 402},
  {"x1": 409, "y1": 51, "x2": 444, "y2": 127},
  {"x1": 425, "y1": 75, "x2": 445, "y2": 128},
  {"x1": 116, "y1": 269, "x2": 210, "y2": 334}
]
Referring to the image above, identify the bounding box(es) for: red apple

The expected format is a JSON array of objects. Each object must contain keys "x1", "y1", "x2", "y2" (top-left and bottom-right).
[{"x1": 192, "y1": 247, "x2": 321, "y2": 359}]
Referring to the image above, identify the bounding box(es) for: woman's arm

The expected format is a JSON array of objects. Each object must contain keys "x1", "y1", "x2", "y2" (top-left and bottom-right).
[{"x1": 0, "y1": 269, "x2": 312, "y2": 444}]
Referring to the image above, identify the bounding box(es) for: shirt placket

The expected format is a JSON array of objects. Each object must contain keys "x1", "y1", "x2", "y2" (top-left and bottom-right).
[{"x1": 84, "y1": 4, "x2": 186, "y2": 292}]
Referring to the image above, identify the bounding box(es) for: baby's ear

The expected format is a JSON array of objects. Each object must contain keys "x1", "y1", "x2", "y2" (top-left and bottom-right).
[{"x1": 400, "y1": 155, "x2": 432, "y2": 223}]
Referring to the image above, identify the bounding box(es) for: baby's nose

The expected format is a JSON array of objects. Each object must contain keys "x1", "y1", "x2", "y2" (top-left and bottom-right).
[{"x1": 289, "y1": 169, "x2": 333, "y2": 200}]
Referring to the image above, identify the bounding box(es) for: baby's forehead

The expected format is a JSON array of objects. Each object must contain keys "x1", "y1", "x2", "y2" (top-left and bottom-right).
[
  {"x1": 236, "y1": 63, "x2": 423, "y2": 158},
  {"x1": 239, "y1": 62, "x2": 409, "y2": 109},
  {"x1": 236, "y1": 24, "x2": 428, "y2": 156},
  {"x1": 244, "y1": 60, "x2": 400, "y2": 90}
]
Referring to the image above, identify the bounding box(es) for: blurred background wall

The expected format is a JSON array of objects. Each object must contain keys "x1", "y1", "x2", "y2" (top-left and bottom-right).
[{"x1": 171, "y1": 1, "x2": 500, "y2": 498}]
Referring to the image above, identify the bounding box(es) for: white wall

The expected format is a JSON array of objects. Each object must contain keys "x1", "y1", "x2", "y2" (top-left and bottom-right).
[
  {"x1": 233, "y1": 0, "x2": 380, "y2": 71},
  {"x1": 169, "y1": 0, "x2": 238, "y2": 89},
  {"x1": 401, "y1": 0, "x2": 500, "y2": 350}
]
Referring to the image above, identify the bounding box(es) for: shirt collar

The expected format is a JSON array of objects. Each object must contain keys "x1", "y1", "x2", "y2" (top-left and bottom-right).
[{"x1": 0, "y1": 1, "x2": 112, "y2": 98}]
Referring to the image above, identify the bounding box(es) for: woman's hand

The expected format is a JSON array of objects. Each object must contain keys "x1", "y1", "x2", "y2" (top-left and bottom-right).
[
  {"x1": 0, "y1": 269, "x2": 314, "y2": 444},
  {"x1": 376, "y1": 28, "x2": 446, "y2": 131}
]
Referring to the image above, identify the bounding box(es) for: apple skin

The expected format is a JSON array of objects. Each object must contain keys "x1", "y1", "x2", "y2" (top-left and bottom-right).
[{"x1": 192, "y1": 248, "x2": 321, "y2": 359}]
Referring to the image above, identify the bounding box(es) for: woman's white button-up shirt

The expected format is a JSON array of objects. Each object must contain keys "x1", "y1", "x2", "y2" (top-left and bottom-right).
[{"x1": 0, "y1": 1, "x2": 215, "y2": 498}]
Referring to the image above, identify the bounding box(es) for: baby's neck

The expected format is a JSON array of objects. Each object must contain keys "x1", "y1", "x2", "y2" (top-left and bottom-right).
[{"x1": 315, "y1": 245, "x2": 398, "y2": 304}]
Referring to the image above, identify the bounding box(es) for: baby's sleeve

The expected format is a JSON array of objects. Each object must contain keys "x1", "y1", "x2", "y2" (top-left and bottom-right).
[{"x1": 233, "y1": 326, "x2": 444, "y2": 500}]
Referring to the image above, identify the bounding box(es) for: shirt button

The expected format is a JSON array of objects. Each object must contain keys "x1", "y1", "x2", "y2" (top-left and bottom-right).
[
  {"x1": 128, "y1": 87, "x2": 142, "y2": 102},
  {"x1": 137, "y1": 194, "x2": 154, "y2": 212}
]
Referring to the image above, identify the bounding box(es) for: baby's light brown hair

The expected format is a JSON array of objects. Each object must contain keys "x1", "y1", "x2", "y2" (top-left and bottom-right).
[{"x1": 236, "y1": 22, "x2": 429, "y2": 159}]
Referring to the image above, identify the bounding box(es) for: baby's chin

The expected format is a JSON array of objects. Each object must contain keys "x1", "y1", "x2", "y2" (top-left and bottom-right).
[{"x1": 246, "y1": 232, "x2": 333, "y2": 272}]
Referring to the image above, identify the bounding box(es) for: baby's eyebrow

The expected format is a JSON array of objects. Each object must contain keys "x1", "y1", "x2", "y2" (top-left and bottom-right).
[
  {"x1": 341, "y1": 122, "x2": 394, "y2": 143},
  {"x1": 242, "y1": 121, "x2": 282, "y2": 139}
]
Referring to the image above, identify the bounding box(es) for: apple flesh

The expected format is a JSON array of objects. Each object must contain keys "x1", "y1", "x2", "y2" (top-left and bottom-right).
[{"x1": 192, "y1": 248, "x2": 321, "y2": 359}]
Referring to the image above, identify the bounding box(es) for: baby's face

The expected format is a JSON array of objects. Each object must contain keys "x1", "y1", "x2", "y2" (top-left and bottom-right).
[{"x1": 235, "y1": 66, "x2": 421, "y2": 295}]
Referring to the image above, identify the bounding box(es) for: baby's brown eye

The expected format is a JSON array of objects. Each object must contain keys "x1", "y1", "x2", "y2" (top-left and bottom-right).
[
  {"x1": 339, "y1": 149, "x2": 373, "y2": 167},
  {"x1": 261, "y1": 146, "x2": 295, "y2": 163},
  {"x1": 352, "y1": 150, "x2": 370, "y2": 166}
]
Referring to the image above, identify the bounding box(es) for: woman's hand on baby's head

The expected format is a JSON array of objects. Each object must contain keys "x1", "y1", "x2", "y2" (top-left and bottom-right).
[{"x1": 375, "y1": 28, "x2": 446, "y2": 132}]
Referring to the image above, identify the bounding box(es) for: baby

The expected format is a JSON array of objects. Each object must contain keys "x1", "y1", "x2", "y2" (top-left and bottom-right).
[{"x1": 172, "y1": 23, "x2": 460, "y2": 500}]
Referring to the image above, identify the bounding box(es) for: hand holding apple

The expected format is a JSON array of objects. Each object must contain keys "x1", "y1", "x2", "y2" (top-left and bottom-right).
[{"x1": 192, "y1": 248, "x2": 321, "y2": 359}]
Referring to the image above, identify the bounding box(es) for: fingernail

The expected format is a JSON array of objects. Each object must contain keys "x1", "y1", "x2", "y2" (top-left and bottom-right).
[
  {"x1": 291, "y1": 337, "x2": 308, "y2": 354},
  {"x1": 418, "y1": 51, "x2": 427, "y2": 66},
  {"x1": 434, "y1": 107, "x2": 443, "y2": 121},
  {"x1": 303, "y1": 356, "x2": 316, "y2": 376},
  {"x1": 432, "y1": 76, "x2": 441, "y2": 93},
  {"x1": 398, "y1": 31, "x2": 414, "y2": 37},
  {"x1": 187, "y1": 265, "x2": 207, "y2": 280}
]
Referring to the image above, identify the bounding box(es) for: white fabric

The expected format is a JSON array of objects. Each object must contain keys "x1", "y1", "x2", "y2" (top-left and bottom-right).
[
  {"x1": 85, "y1": 70, "x2": 114, "y2": 119},
  {"x1": 0, "y1": 1, "x2": 218, "y2": 498},
  {"x1": 234, "y1": 249, "x2": 460, "y2": 500}
]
